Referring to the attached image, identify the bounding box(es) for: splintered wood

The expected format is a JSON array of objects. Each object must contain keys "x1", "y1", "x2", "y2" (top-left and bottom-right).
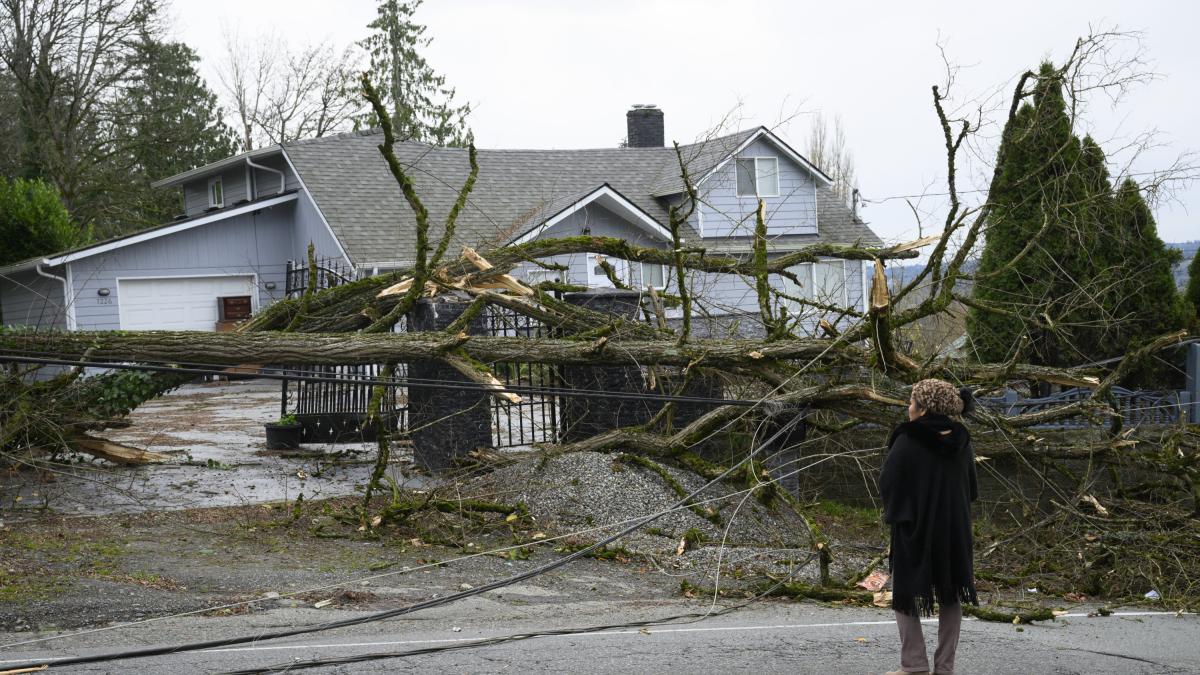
[
  {"x1": 71, "y1": 436, "x2": 171, "y2": 465},
  {"x1": 377, "y1": 248, "x2": 534, "y2": 300}
]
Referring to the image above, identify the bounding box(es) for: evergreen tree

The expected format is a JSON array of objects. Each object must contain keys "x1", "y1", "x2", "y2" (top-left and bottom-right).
[
  {"x1": 968, "y1": 62, "x2": 1090, "y2": 366},
  {"x1": 1066, "y1": 135, "x2": 1117, "y2": 359},
  {"x1": 0, "y1": 178, "x2": 81, "y2": 266},
  {"x1": 115, "y1": 33, "x2": 238, "y2": 229},
  {"x1": 1186, "y1": 247, "x2": 1200, "y2": 328},
  {"x1": 1108, "y1": 179, "x2": 1190, "y2": 343},
  {"x1": 969, "y1": 61, "x2": 1189, "y2": 374},
  {"x1": 357, "y1": 0, "x2": 472, "y2": 146}
]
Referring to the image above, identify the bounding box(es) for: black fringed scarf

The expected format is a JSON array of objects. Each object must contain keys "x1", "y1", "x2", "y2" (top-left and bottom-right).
[{"x1": 879, "y1": 413, "x2": 979, "y2": 616}]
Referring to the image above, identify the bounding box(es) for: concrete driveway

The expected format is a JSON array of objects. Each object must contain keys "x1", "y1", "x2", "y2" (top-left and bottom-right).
[{"x1": 1, "y1": 378, "x2": 416, "y2": 518}]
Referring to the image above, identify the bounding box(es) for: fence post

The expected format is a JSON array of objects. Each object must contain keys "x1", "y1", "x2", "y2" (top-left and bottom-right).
[
  {"x1": 558, "y1": 290, "x2": 648, "y2": 442},
  {"x1": 406, "y1": 297, "x2": 494, "y2": 471},
  {"x1": 557, "y1": 289, "x2": 723, "y2": 442},
  {"x1": 1186, "y1": 343, "x2": 1200, "y2": 426},
  {"x1": 1004, "y1": 389, "x2": 1019, "y2": 416}
]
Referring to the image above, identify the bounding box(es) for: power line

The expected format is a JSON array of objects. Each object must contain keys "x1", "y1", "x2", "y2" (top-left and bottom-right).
[
  {"x1": 222, "y1": 551, "x2": 819, "y2": 674},
  {"x1": 0, "y1": 353, "x2": 760, "y2": 407},
  {"x1": 0, "y1": 416, "x2": 806, "y2": 672},
  {"x1": 858, "y1": 169, "x2": 1186, "y2": 205}
]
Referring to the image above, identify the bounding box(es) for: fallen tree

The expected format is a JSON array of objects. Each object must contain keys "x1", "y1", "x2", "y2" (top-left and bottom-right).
[{"x1": 1, "y1": 31, "x2": 1197, "y2": 608}]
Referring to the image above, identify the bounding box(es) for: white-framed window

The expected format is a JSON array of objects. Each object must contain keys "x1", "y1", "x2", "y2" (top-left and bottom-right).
[
  {"x1": 735, "y1": 157, "x2": 780, "y2": 198},
  {"x1": 207, "y1": 177, "x2": 224, "y2": 208},
  {"x1": 781, "y1": 259, "x2": 848, "y2": 313},
  {"x1": 641, "y1": 261, "x2": 667, "y2": 289},
  {"x1": 588, "y1": 254, "x2": 630, "y2": 288},
  {"x1": 526, "y1": 268, "x2": 560, "y2": 286},
  {"x1": 812, "y1": 259, "x2": 847, "y2": 306}
]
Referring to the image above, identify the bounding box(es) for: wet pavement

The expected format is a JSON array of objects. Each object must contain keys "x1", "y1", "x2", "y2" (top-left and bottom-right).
[{"x1": 0, "y1": 378, "x2": 419, "y2": 519}]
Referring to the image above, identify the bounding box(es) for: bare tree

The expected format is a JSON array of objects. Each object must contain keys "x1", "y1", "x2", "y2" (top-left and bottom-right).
[
  {"x1": 216, "y1": 29, "x2": 361, "y2": 150},
  {"x1": 0, "y1": 0, "x2": 155, "y2": 224},
  {"x1": 806, "y1": 112, "x2": 857, "y2": 207}
]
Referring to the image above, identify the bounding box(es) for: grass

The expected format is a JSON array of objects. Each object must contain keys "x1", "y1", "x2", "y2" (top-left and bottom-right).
[
  {"x1": 0, "y1": 531, "x2": 130, "y2": 605},
  {"x1": 809, "y1": 500, "x2": 881, "y2": 530}
]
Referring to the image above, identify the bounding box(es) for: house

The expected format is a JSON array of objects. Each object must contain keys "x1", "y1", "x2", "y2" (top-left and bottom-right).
[{"x1": 0, "y1": 106, "x2": 883, "y2": 336}]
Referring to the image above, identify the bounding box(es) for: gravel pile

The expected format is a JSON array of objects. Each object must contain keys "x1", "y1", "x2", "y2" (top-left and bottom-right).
[{"x1": 472, "y1": 451, "x2": 814, "y2": 558}]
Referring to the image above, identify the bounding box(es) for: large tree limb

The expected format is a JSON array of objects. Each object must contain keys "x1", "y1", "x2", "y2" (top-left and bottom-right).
[{"x1": 0, "y1": 329, "x2": 845, "y2": 368}]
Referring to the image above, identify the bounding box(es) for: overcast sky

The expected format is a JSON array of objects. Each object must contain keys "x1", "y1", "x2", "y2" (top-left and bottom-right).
[{"x1": 168, "y1": 0, "x2": 1199, "y2": 245}]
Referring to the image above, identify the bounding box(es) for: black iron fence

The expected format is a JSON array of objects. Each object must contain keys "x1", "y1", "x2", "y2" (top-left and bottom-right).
[
  {"x1": 481, "y1": 304, "x2": 562, "y2": 448},
  {"x1": 284, "y1": 257, "x2": 354, "y2": 297},
  {"x1": 278, "y1": 303, "x2": 565, "y2": 449},
  {"x1": 978, "y1": 385, "x2": 1189, "y2": 428},
  {"x1": 280, "y1": 363, "x2": 407, "y2": 443}
]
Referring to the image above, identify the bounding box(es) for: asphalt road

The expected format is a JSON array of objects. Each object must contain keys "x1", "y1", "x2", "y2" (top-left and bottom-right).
[{"x1": 1, "y1": 600, "x2": 1195, "y2": 674}]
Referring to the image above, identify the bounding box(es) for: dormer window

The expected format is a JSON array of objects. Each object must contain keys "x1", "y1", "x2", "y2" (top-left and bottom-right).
[
  {"x1": 208, "y1": 177, "x2": 224, "y2": 208},
  {"x1": 736, "y1": 157, "x2": 780, "y2": 197}
]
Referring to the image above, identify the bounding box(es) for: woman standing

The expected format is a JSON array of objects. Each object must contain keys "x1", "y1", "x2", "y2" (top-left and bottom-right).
[{"x1": 881, "y1": 379, "x2": 978, "y2": 675}]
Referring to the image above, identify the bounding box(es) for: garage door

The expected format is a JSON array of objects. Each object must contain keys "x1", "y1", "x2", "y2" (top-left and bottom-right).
[{"x1": 118, "y1": 276, "x2": 256, "y2": 331}]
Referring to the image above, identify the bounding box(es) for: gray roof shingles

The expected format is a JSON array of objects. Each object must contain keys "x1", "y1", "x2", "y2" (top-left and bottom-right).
[{"x1": 283, "y1": 128, "x2": 881, "y2": 266}]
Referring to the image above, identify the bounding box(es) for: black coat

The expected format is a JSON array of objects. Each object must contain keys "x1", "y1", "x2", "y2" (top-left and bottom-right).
[{"x1": 879, "y1": 413, "x2": 979, "y2": 616}]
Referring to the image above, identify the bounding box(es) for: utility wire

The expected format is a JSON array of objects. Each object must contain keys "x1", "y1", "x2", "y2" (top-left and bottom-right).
[
  {"x1": 0, "y1": 439, "x2": 839, "y2": 654},
  {"x1": 222, "y1": 551, "x2": 820, "y2": 674},
  {"x1": 0, "y1": 353, "x2": 759, "y2": 407},
  {"x1": 0, "y1": 416, "x2": 805, "y2": 672}
]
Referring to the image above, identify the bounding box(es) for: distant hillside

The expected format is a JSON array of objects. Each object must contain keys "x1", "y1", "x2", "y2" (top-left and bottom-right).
[
  {"x1": 886, "y1": 241, "x2": 1196, "y2": 291},
  {"x1": 1169, "y1": 241, "x2": 1198, "y2": 289}
]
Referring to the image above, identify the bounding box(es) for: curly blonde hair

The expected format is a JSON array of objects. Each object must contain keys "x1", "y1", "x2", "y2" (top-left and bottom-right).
[{"x1": 910, "y1": 378, "x2": 963, "y2": 417}]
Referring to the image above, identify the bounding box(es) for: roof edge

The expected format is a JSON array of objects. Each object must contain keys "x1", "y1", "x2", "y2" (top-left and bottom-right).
[
  {"x1": 0, "y1": 192, "x2": 300, "y2": 277},
  {"x1": 674, "y1": 127, "x2": 833, "y2": 197},
  {"x1": 507, "y1": 183, "x2": 674, "y2": 246},
  {"x1": 151, "y1": 145, "x2": 284, "y2": 189}
]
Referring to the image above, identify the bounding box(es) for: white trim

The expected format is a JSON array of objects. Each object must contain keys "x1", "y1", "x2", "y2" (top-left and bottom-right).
[
  {"x1": 508, "y1": 185, "x2": 673, "y2": 246},
  {"x1": 586, "y1": 253, "x2": 631, "y2": 289},
  {"x1": 151, "y1": 146, "x2": 282, "y2": 189},
  {"x1": 694, "y1": 127, "x2": 833, "y2": 192},
  {"x1": 640, "y1": 260, "x2": 668, "y2": 290},
  {"x1": 281, "y1": 149, "x2": 355, "y2": 270},
  {"x1": 115, "y1": 273, "x2": 259, "y2": 330},
  {"x1": 63, "y1": 263, "x2": 77, "y2": 331},
  {"x1": 864, "y1": 258, "x2": 873, "y2": 312},
  {"x1": 813, "y1": 179, "x2": 819, "y2": 234},
  {"x1": 42, "y1": 193, "x2": 299, "y2": 267},
  {"x1": 34, "y1": 263, "x2": 75, "y2": 330},
  {"x1": 697, "y1": 204, "x2": 705, "y2": 237},
  {"x1": 734, "y1": 157, "x2": 781, "y2": 198},
  {"x1": 207, "y1": 176, "x2": 224, "y2": 209}
]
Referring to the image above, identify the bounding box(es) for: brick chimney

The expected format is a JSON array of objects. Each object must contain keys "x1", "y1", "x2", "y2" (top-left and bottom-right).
[{"x1": 626, "y1": 104, "x2": 664, "y2": 148}]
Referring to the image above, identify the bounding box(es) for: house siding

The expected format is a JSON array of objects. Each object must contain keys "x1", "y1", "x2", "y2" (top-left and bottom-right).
[
  {"x1": 511, "y1": 204, "x2": 671, "y2": 287},
  {"x1": 694, "y1": 138, "x2": 818, "y2": 239},
  {"x1": 292, "y1": 190, "x2": 348, "y2": 265},
  {"x1": 181, "y1": 153, "x2": 300, "y2": 218},
  {"x1": 68, "y1": 201, "x2": 297, "y2": 330},
  {"x1": 0, "y1": 268, "x2": 68, "y2": 329},
  {"x1": 685, "y1": 256, "x2": 866, "y2": 335},
  {"x1": 503, "y1": 204, "x2": 862, "y2": 333}
]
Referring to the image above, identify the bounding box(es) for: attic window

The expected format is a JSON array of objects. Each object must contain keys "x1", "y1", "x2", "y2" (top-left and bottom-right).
[
  {"x1": 208, "y1": 177, "x2": 224, "y2": 208},
  {"x1": 736, "y1": 157, "x2": 780, "y2": 198}
]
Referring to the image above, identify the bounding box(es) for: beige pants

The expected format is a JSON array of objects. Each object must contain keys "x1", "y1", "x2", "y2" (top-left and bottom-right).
[{"x1": 894, "y1": 603, "x2": 961, "y2": 674}]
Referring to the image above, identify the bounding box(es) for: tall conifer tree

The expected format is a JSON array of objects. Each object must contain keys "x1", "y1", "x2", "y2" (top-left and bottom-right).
[
  {"x1": 1186, "y1": 249, "x2": 1200, "y2": 328},
  {"x1": 1110, "y1": 179, "x2": 1190, "y2": 339},
  {"x1": 357, "y1": 0, "x2": 472, "y2": 146},
  {"x1": 970, "y1": 62, "x2": 1188, "y2": 373},
  {"x1": 115, "y1": 33, "x2": 238, "y2": 229},
  {"x1": 968, "y1": 62, "x2": 1088, "y2": 366}
]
